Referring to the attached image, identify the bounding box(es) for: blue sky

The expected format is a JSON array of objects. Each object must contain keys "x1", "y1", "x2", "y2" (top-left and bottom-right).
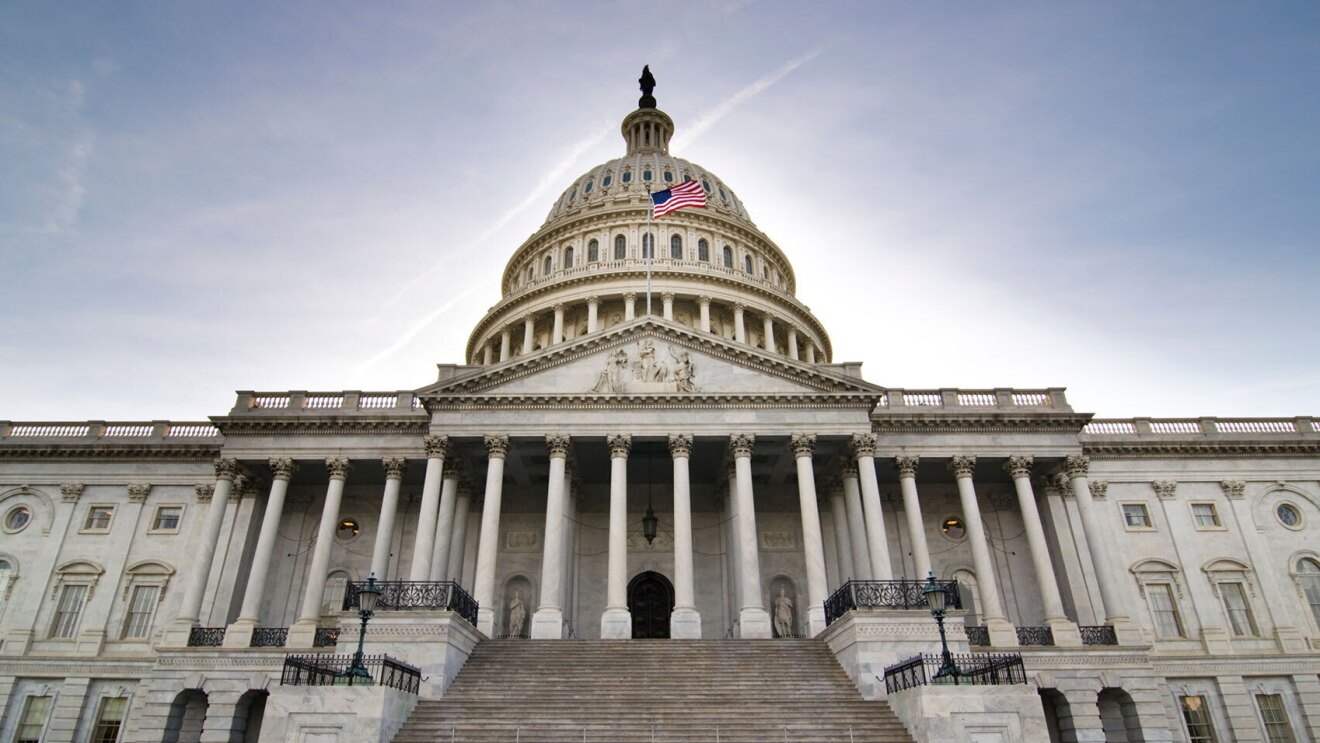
[{"x1": 2, "y1": 2, "x2": 1318, "y2": 421}]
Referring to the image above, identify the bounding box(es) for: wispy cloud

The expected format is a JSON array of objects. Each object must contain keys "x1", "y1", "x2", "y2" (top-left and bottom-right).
[
  {"x1": 47, "y1": 130, "x2": 93, "y2": 234},
  {"x1": 352, "y1": 284, "x2": 483, "y2": 377}
]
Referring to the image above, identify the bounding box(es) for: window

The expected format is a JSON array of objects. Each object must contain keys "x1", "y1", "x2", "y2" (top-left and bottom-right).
[
  {"x1": 1276, "y1": 503, "x2": 1301, "y2": 528},
  {"x1": 701, "y1": 179, "x2": 711, "y2": 192},
  {"x1": 568, "y1": 187, "x2": 577, "y2": 202},
  {"x1": 722, "y1": 246, "x2": 733, "y2": 268},
  {"x1": 122, "y1": 584, "x2": 160, "y2": 639},
  {"x1": 1297, "y1": 558, "x2": 1320, "y2": 628},
  {"x1": 323, "y1": 571, "x2": 350, "y2": 613},
  {"x1": 15, "y1": 695, "x2": 52, "y2": 743},
  {"x1": 602, "y1": 174, "x2": 612, "y2": 187},
  {"x1": 543, "y1": 255, "x2": 553, "y2": 276},
  {"x1": 642, "y1": 233, "x2": 653, "y2": 259},
  {"x1": 670, "y1": 234, "x2": 682, "y2": 259},
  {"x1": 698, "y1": 239, "x2": 709, "y2": 262},
  {"x1": 151, "y1": 506, "x2": 182, "y2": 533},
  {"x1": 643, "y1": 168, "x2": 652, "y2": 181},
  {"x1": 584, "y1": 179, "x2": 593, "y2": 193},
  {"x1": 1146, "y1": 583, "x2": 1184, "y2": 638},
  {"x1": 1122, "y1": 503, "x2": 1153, "y2": 529},
  {"x1": 91, "y1": 696, "x2": 128, "y2": 743},
  {"x1": 1180, "y1": 695, "x2": 1219, "y2": 743},
  {"x1": 0, "y1": 559, "x2": 12, "y2": 611},
  {"x1": 614, "y1": 235, "x2": 626, "y2": 260},
  {"x1": 1220, "y1": 582, "x2": 1258, "y2": 637},
  {"x1": 1191, "y1": 502, "x2": 1222, "y2": 529},
  {"x1": 83, "y1": 505, "x2": 115, "y2": 532},
  {"x1": 336, "y1": 518, "x2": 360, "y2": 540},
  {"x1": 587, "y1": 239, "x2": 599, "y2": 262},
  {"x1": 4, "y1": 505, "x2": 31, "y2": 533},
  {"x1": 940, "y1": 516, "x2": 966, "y2": 540},
  {"x1": 744, "y1": 255, "x2": 753, "y2": 274},
  {"x1": 1255, "y1": 693, "x2": 1296, "y2": 743},
  {"x1": 622, "y1": 170, "x2": 632, "y2": 183},
  {"x1": 564, "y1": 246, "x2": 574, "y2": 269},
  {"x1": 526, "y1": 266, "x2": 533, "y2": 283},
  {"x1": 51, "y1": 583, "x2": 88, "y2": 638},
  {"x1": 663, "y1": 170, "x2": 673, "y2": 182},
  {"x1": 718, "y1": 186, "x2": 727, "y2": 200}
]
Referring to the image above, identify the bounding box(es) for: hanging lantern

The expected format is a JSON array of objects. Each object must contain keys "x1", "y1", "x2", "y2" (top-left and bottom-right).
[{"x1": 643, "y1": 504, "x2": 658, "y2": 544}]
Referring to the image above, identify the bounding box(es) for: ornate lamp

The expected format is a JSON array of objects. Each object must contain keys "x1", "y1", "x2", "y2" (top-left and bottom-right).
[
  {"x1": 346, "y1": 573, "x2": 383, "y2": 681},
  {"x1": 922, "y1": 571, "x2": 959, "y2": 681},
  {"x1": 642, "y1": 503, "x2": 658, "y2": 545}
]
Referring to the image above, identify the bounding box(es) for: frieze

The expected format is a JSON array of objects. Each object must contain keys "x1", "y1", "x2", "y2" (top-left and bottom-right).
[
  {"x1": 589, "y1": 339, "x2": 697, "y2": 394},
  {"x1": 759, "y1": 531, "x2": 797, "y2": 551},
  {"x1": 504, "y1": 531, "x2": 541, "y2": 552}
]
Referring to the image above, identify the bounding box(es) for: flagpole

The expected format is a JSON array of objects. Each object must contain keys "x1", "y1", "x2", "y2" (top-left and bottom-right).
[{"x1": 646, "y1": 187, "x2": 653, "y2": 317}]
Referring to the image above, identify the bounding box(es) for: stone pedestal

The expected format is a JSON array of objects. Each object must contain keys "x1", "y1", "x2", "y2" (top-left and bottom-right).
[
  {"x1": 1276, "y1": 626, "x2": 1309, "y2": 653},
  {"x1": 670, "y1": 608, "x2": 702, "y2": 639},
  {"x1": 477, "y1": 607, "x2": 496, "y2": 638},
  {"x1": 601, "y1": 608, "x2": 632, "y2": 639},
  {"x1": 286, "y1": 619, "x2": 320, "y2": 649},
  {"x1": 1112, "y1": 617, "x2": 1146, "y2": 646},
  {"x1": 530, "y1": 608, "x2": 564, "y2": 639},
  {"x1": 1201, "y1": 626, "x2": 1232, "y2": 654},
  {"x1": 1047, "y1": 618, "x2": 1083, "y2": 648},
  {"x1": 887, "y1": 684, "x2": 1049, "y2": 742},
  {"x1": 739, "y1": 607, "x2": 772, "y2": 639},
  {"x1": 222, "y1": 619, "x2": 256, "y2": 649},
  {"x1": 260, "y1": 685, "x2": 418, "y2": 743},
  {"x1": 159, "y1": 619, "x2": 197, "y2": 649},
  {"x1": 821, "y1": 611, "x2": 970, "y2": 700},
  {"x1": 336, "y1": 612, "x2": 481, "y2": 698},
  {"x1": 985, "y1": 618, "x2": 1018, "y2": 648},
  {"x1": 806, "y1": 605, "x2": 827, "y2": 638}
]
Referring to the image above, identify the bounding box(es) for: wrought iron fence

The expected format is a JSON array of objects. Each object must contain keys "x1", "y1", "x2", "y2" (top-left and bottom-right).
[
  {"x1": 965, "y1": 625, "x2": 990, "y2": 646},
  {"x1": 1016, "y1": 626, "x2": 1056, "y2": 646},
  {"x1": 314, "y1": 627, "x2": 340, "y2": 648},
  {"x1": 883, "y1": 653, "x2": 1027, "y2": 694},
  {"x1": 250, "y1": 627, "x2": 288, "y2": 647},
  {"x1": 281, "y1": 654, "x2": 421, "y2": 693},
  {"x1": 1079, "y1": 625, "x2": 1118, "y2": 646},
  {"x1": 823, "y1": 579, "x2": 961, "y2": 625},
  {"x1": 343, "y1": 580, "x2": 478, "y2": 626},
  {"x1": 187, "y1": 627, "x2": 225, "y2": 647}
]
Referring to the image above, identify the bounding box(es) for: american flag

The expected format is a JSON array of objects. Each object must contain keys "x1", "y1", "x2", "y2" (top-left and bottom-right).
[{"x1": 650, "y1": 179, "x2": 707, "y2": 218}]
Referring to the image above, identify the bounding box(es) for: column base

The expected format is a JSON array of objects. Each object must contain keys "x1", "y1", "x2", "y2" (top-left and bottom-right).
[
  {"x1": 670, "y1": 607, "x2": 702, "y2": 639},
  {"x1": 1108, "y1": 616, "x2": 1146, "y2": 646},
  {"x1": 985, "y1": 617, "x2": 1018, "y2": 648},
  {"x1": 600, "y1": 608, "x2": 632, "y2": 639},
  {"x1": 1047, "y1": 618, "x2": 1082, "y2": 647},
  {"x1": 223, "y1": 619, "x2": 257, "y2": 649},
  {"x1": 0, "y1": 630, "x2": 33, "y2": 656},
  {"x1": 1201, "y1": 626, "x2": 1232, "y2": 654},
  {"x1": 1275, "y1": 625, "x2": 1309, "y2": 653},
  {"x1": 739, "y1": 607, "x2": 772, "y2": 639},
  {"x1": 286, "y1": 620, "x2": 319, "y2": 649},
  {"x1": 477, "y1": 607, "x2": 496, "y2": 638},
  {"x1": 530, "y1": 608, "x2": 564, "y2": 639},
  {"x1": 806, "y1": 606, "x2": 827, "y2": 639},
  {"x1": 159, "y1": 619, "x2": 198, "y2": 649}
]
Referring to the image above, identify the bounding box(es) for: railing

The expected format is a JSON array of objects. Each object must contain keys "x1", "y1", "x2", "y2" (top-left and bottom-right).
[
  {"x1": 965, "y1": 625, "x2": 989, "y2": 646},
  {"x1": 824, "y1": 579, "x2": 961, "y2": 626},
  {"x1": 281, "y1": 654, "x2": 421, "y2": 693},
  {"x1": 236, "y1": 391, "x2": 423, "y2": 414},
  {"x1": 2, "y1": 421, "x2": 220, "y2": 441},
  {"x1": 1079, "y1": 625, "x2": 1118, "y2": 646},
  {"x1": 343, "y1": 580, "x2": 478, "y2": 627},
  {"x1": 1083, "y1": 417, "x2": 1317, "y2": 436},
  {"x1": 874, "y1": 388, "x2": 1068, "y2": 412},
  {"x1": 884, "y1": 653, "x2": 1027, "y2": 694},
  {"x1": 1016, "y1": 626, "x2": 1055, "y2": 646},
  {"x1": 314, "y1": 627, "x2": 340, "y2": 648},
  {"x1": 187, "y1": 627, "x2": 226, "y2": 647},
  {"x1": 250, "y1": 627, "x2": 288, "y2": 647}
]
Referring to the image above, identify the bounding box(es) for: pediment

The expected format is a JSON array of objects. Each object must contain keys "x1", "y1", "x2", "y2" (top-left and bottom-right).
[{"x1": 417, "y1": 319, "x2": 885, "y2": 403}]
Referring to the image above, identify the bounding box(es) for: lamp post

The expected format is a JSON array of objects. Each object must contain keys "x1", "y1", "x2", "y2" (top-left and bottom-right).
[
  {"x1": 346, "y1": 573, "x2": 382, "y2": 682},
  {"x1": 922, "y1": 570, "x2": 959, "y2": 681}
]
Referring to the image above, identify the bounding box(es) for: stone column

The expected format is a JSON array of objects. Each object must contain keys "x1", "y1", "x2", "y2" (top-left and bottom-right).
[
  {"x1": 763, "y1": 315, "x2": 777, "y2": 354},
  {"x1": 787, "y1": 327, "x2": 799, "y2": 360},
  {"x1": 522, "y1": 314, "x2": 535, "y2": 354},
  {"x1": 662, "y1": 292, "x2": 674, "y2": 320},
  {"x1": 733, "y1": 303, "x2": 747, "y2": 343},
  {"x1": 841, "y1": 461, "x2": 872, "y2": 581},
  {"x1": 806, "y1": 344, "x2": 816, "y2": 364},
  {"x1": 722, "y1": 472, "x2": 742, "y2": 630},
  {"x1": 474, "y1": 435, "x2": 509, "y2": 636},
  {"x1": 372, "y1": 458, "x2": 406, "y2": 579},
  {"x1": 1064, "y1": 455, "x2": 1141, "y2": 645},
  {"x1": 601, "y1": 434, "x2": 633, "y2": 638},
  {"x1": 290, "y1": 458, "x2": 352, "y2": 645},
  {"x1": 790, "y1": 434, "x2": 829, "y2": 637},
  {"x1": 949, "y1": 455, "x2": 1015, "y2": 645},
  {"x1": 561, "y1": 463, "x2": 578, "y2": 630},
  {"x1": 552, "y1": 303, "x2": 565, "y2": 345},
  {"x1": 624, "y1": 292, "x2": 637, "y2": 321},
  {"x1": 429, "y1": 461, "x2": 461, "y2": 581},
  {"x1": 532, "y1": 435, "x2": 571, "y2": 639},
  {"x1": 167, "y1": 459, "x2": 238, "y2": 641},
  {"x1": 480, "y1": 344, "x2": 491, "y2": 365},
  {"x1": 1006, "y1": 456, "x2": 1080, "y2": 646},
  {"x1": 409, "y1": 435, "x2": 449, "y2": 581},
  {"x1": 224, "y1": 459, "x2": 295, "y2": 647},
  {"x1": 850, "y1": 434, "x2": 892, "y2": 580},
  {"x1": 587, "y1": 295, "x2": 600, "y2": 333},
  {"x1": 828, "y1": 479, "x2": 855, "y2": 581},
  {"x1": 895, "y1": 456, "x2": 932, "y2": 581},
  {"x1": 500, "y1": 327, "x2": 512, "y2": 361},
  {"x1": 668, "y1": 434, "x2": 701, "y2": 638},
  {"x1": 698, "y1": 296, "x2": 712, "y2": 332},
  {"x1": 446, "y1": 478, "x2": 472, "y2": 582},
  {"x1": 731, "y1": 433, "x2": 772, "y2": 637}
]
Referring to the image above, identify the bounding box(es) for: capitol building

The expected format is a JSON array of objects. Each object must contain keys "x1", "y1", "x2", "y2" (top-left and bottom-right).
[{"x1": 1, "y1": 72, "x2": 1319, "y2": 743}]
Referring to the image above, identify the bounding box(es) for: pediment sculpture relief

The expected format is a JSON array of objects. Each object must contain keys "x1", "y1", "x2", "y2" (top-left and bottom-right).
[{"x1": 590, "y1": 339, "x2": 697, "y2": 394}]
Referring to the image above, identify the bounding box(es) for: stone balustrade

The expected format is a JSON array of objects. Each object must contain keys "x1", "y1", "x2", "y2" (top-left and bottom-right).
[
  {"x1": 231, "y1": 391, "x2": 423, "y2": 416},
  {"x1": 1082, "y1": 417, "x2": 1318, "y2": 437},
  {"x1": 0, "y1": 420, "x2": 220, "y2": 440},
  {"x1": 877, "y1": 388, "x2": 1071, "y2": 413}
]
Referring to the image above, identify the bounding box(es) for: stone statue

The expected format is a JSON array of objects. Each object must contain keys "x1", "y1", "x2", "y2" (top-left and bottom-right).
[
  {"x1": 669, "y1": 347, "x2": 695, "y2": 393},
  {"x1": 591, "y1": 348, "x2": 630, "y2": 393},
  {"x1": 634, "y1": 339, "x2": 668, "y2": 383},
  {"x1": 773, "y1": 588, "x2": 794, "y2": 638},
  {"x1": 638, "y1": 65, "x2": 657, "y2": 108},
  {"x1": 508, "y1": 591, "x2": 526, "y2": 638}
]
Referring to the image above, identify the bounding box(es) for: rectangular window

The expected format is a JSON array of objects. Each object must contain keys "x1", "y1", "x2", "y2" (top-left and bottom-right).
[
  {"x1": 1220, "y1": 582, "x2": 1259, "y2": 637},
  {"x1": 91, "y1": 696, "x2": 128, "y2": 743},
  {"x1": 1191, "y1": 502, "x2": 1222, "y2": 528},
  {"x1": 122, "y1": 584, "x2": 160, "y2": 639},
  {"x1": 1180, "y1": 695, "x2": 1219, "y2": 743},
  {"x1": 83, "y1": 505, "x2": 115, "y2": 532},
  {"x1": 15, "y1": 695, "x2": 52, "y2": 743},
  {"x1": 151, "y1": 506, "x2": 182, "y2": 532},
  {"x1": 51, "y1": 584, "x2": 88, "y2": 638},
  {"x1": 1122, "y1": 503, "x2": 1152, "y2": 529},
  {"x1": 1255, "y1": 693, "x2": 1296, "y2": 743},
  {"x1": 1147, "y1": 583, "x2": 1185, "y2": 639}
]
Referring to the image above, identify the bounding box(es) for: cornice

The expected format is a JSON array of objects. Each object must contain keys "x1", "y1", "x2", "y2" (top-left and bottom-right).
[
  {"x1": 0, "y1": 443, "x2": 222, "y2": 461},
  {"x1": 872, "y1": 414, "x2": 1093, "y2": 434},
  {"x1": 425, "y1": 392, "x2": 881, "y2": 411},
  {"x1": 1083, "y1": 440, "x2": 1320, "y2": 459},
  {"x1": 0, "y1": 658, "x2": 155, "y2": 675},
  {"x1": 214, "y1": 417, "x2": 428, "y2": 436}
]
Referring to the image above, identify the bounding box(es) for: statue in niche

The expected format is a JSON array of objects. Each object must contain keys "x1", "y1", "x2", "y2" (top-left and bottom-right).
[
  {"x1": 508, "y1": 591, "x2": 526, "y2": 638},
  {"x1": 774, "y1": 588, "x2": 795, "y2": 638},
  {"x1": 591, "y1": 349, "x2": 631, "y2": 393},
  {"x1": 634, "y1": 339, "x2": 668, "y2": 383},
  {"x1": 670, "y1": 348, "x2": 695, "y2": 392}
]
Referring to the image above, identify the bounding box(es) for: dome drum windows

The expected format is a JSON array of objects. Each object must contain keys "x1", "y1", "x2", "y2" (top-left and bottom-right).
[
  {"x1": 744, "y1": 255, "x2": 754, "y2": 274},
  {"x1": 622, "y1": 170, "x2": 632, "y2": 183},
  {"x1": 642, "y1": 233, "x2": 654, "y2": 259},
  {"x1": 587, "y1": 239, "x2": 599, "y2": 263},
  {"x1": 722, "y1": 246, "x2": 733, "y2": 268},
  {"x1": 670, "y1": 234, "x2": 682, "y2": 260},
  {"x1": 698, "y1": 239, "x2": 709, "y2": 262},
  {"x1": 564, "y1": 247, "x2": 575, "y2": 269},
  {"x1": 643, "y1": 169, "x2": 653, "y2": 182},
  {"x1": 602, "y1": 174, "x2": 612, "y2": 187},
  {"x1": 584, "y1": 180, "x2": 593, "y2": 194},
  {"x1": 614, "y1": 235, "x2": 627, "y2": 260},
  {"x1": 543, "y1": 256, "x2": 553, "y2": 276}
]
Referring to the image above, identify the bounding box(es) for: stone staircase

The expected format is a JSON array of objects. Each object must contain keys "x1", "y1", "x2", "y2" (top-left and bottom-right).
[{"x1": 393, "y1": 639, "x2": 915, "y2": 743}]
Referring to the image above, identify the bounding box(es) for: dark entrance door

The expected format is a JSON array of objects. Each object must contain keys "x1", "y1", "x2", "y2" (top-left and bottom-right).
[{"x1": 627, "y1": 571, "x2": 674, "y2": 639}]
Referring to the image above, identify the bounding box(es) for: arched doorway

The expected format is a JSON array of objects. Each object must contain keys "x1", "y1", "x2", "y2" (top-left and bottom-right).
[
  {"x1": 628, "y1": 571, "x2": 674, "y2": 639},
  {"x1": 162, "y1": 689, "x2": 207, "y2": 743},
  {"x1": 1098, "y1": 687, "x2": 1141, "y2": 742}
]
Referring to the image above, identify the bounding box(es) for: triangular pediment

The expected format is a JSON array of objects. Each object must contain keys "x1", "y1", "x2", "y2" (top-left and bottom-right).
[{"x1": 417, "y1": 319, "x2": 885, "y2": 403}]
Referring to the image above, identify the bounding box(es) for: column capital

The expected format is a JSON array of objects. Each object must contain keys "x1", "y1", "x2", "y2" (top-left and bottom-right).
[
  {"x1": 553, "y1": 303, "x2": 565, "y2": 313},
  {"x1": 127, "y1": 483, "x2": 151, "y2": 502},
  {"x1": 231, "y1": 474, "x2": 256, "y2": 501},
  {"x1": 502, "y1": 325, "x2": 514, "y2": 335},
  {"x1": 1004, "y1": 455, "x2": 1034, "y2": 478},
  {"x1": 697, "y1": 295, "x2": 712, "y2": 306},
  {"x1": 848, "y1": 433, "x2": 877, "y2": 458},
  {"x1": 269, "y1": 457, "x2": 298, "y2": 480},
  {"x1": 484, "y1": 434, "x2": 511, "y2": 459},
  {"x1": 840, "y1": 459, "x2": 859, "y2": 479},
  {"x1": 1089, "y1": 480, "x2": 1109, "y2": 500},
  {"x1": 895, "y1": 455, "x2": 919, "y2": 478},
  {"x1": 60, "y1": 483, "x2": 85, "y2": 502},
  {"x1": 326, "y1": 458, "x2": 353, "y2": 480},
  {"x1": 729, "y1": 433, "x2": 756, "y2": 458},
  {"x1": 424, "y1": 434, "x2": 451, "y2": 459},
  {"x1": 1220, "y1": 479, "x2": 1246, "y2": 500},
  {"x1": 522, "y1": 313, "x2": 535, "y2": 324},
  {"x1": 546, "y1": 434, "x2": 572, "y2": 458},
  {"x1": 607, "y1": 434, "x2": 632, "y2": 458},
  {"x1": 214, "y1": 458, "x2": 240, "y2": 481},
  {"x1": 789, "y1": 433, "x2": 816, "y2": 458},
  {"x1": 623, "y1": 291, "x2": 637, "y2": 301},
  {"x1": 667, "y1": 433, "x2": 693, "y2": 458},
  {"x1": 1053, "y1": 473, "x2": 1073, "y2": 498},
  {"x1": 1153, "y1": 480, "x2": 1178, "y2": 500},
  {"x1": 587, "y1": 294, "x2": 600, "y2": 306},
  {"x1": 732, "y1": 302, "x2": 745, "y2": 312},
  {"x1": 195, "y1": 483, "x2": 215, "y2": 502},
  {"x1": 661, "y1": 291, "x2": 674, "y2": 301},
  {"x1": 382, "y1": 457, "x2": 407, "y2": 479},
  {"x1": 442, "y1": 457, "x2": 464, "y2": 478},
  {"x1": 948, "y1": 455, "x2": 977, "y2": 479},
  {"x1": 1063, "y1": 454, "x2": 1090, "y2": 479}
]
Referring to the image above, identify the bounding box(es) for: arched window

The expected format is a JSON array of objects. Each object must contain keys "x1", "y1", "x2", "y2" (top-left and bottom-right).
[
  {"x1": 526, "y1": 266, "x2": 533, "y2": 283},
  {"x1": 622, "y1": 170, "x2": 632, "y2": 183},
  {"x1": 587, "y1": 239, "x2": 599, "y2": 262},
  {"x1": 614, "y1": 235, "x2": 626, "y2": 260},
  {"x1": 643, "y1": 169, "x2": 653, "y2": 182},
  {"x1": 568, "y1": 187, "x2": 577, "y2": 202},
  {"x1": 584, "y1": 179, "x2": 593, "y2": 194},
  {"x1": 722, "y1": 245, "x2": 733, "y2": 268},
  {"x1": 663, "y1": 170, "x2": 673, "y2": 183},
  {"x1": 670, "y1": 234, "x2": 682, "y2": 259},
  {"x1": 543, "y1": 255, "x2": 553, "y2": 276},
  {"x1": 322, "y1": 571, "x2": 350, "y2": 613},
  {"x1": 642, "y1": 233, "x2": 654, "y2": 259},
  {"x1": 0, "y1": 558, "x2": 13, "y2": 614},
  {"x1": 1295, "y1": 557, "x2": 1320, "y2": 628},
  {"x1": 951, "y1": 569, "x2": 980, "y2": 626},
  {"x1": 762, "y1": 266, "x2": 769, "y2": 279},
  {"x1": 744, "y1": 255, "x2": 753, "y2": 274},
  {"x1": 602, "y1": 174, "x2": 612, "y2": 187},
  {"x1": 698, "y1": 239, "x2": 709, "y2": 262},
  {"x1": 564, "y1": 247, "x2": 574, "y2": 269}
]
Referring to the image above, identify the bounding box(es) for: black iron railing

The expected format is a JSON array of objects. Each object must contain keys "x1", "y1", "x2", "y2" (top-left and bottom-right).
[
  {"x1": 823, "y1": 579, "x2": 961, "y2": 625},
  {"x1": 187, "y1": 627, "x2": 225, "y2": 647},
  {"x1": 343, "y1": 581, "x2": 478, "y2": 627},
  {"x1": 883, "y1": 653, "x2": 1027, "y2": 694},
  {"x1": 314, "y1": 627, "x2": 340, "y2": 648},
  {"x1": 281, "y1": 654, "x2": 420, "y2": 693},
  {"x1": 965, "y1": 625, "x2": 990, "y2": 646},
  {"x1": 1016, "y1": 626, "x2": 1055, "y2": 646},
  {"x1": 250, "y1": 627, "x2": 288, "y2": 647},
  {"x1": 1079, "y1": 625, "x2": 1118, "y2": 646}
]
